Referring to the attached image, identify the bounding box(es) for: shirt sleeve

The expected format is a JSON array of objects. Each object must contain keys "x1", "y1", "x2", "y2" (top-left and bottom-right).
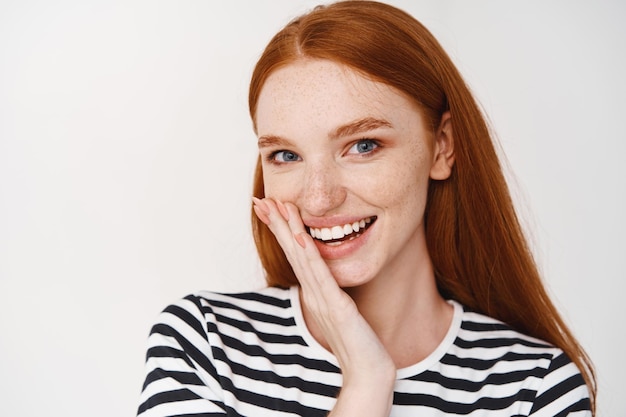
[
  {"x1": 528, "y1": 350, "x2": 592, "y2": 417},
  {"x1": 137, "y1": 295, "x2": 227, "y2": 417}
]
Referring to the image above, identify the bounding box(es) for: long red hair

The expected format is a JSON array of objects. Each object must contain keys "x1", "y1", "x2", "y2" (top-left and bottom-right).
[{"x1": 247, "y1": 1, "x2": 596, "y2": 410}]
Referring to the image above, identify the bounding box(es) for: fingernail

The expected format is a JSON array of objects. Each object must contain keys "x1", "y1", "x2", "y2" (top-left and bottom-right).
[
  {"x1": 276, "y1": 200, "x2": 290, "y2": 221},
  {"x1": 294, "y1": 232, "x2": 307, "y2": 249},
  {"x1": 253, "y1": 205, "x2": 271, "y2": 225},
  {"x1": 252, "y1": 197, "x2": 269, "y2": 215}
]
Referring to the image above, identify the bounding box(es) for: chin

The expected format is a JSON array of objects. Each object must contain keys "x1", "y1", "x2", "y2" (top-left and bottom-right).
[{"x1": 327, "y1": 261, "x2": 376, "y2": 289}]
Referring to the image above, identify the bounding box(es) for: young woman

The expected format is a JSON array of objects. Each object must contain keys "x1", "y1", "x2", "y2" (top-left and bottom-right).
[{"x1": 137, "y1": 1, "x2": 596, "y2": 416}]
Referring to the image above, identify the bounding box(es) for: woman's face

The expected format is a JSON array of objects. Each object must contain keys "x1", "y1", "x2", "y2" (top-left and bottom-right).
[{"x1": 255, "y1": 59, "x2": 452, "y2": 288}]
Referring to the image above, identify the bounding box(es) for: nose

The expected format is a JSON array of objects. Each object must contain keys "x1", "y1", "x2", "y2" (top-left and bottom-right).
[{"x1": 298, "y1": 161, "x2": 347, "y2": 217}]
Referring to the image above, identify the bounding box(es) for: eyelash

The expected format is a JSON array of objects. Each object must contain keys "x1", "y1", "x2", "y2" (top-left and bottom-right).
[
  {"x1": 265, "y1": 138, "x2": 381, "y2": 165},
  {"x1": 348, "y1": 138, "x2": 380, "y2": 155},
  {"x1": 266, "y1": 150, "x2": 301, "y2": 164}
]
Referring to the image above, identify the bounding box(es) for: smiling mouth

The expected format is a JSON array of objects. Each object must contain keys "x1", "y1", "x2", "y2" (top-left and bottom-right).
[{"x1": 307, "y1": 216, "x2": 377, "y2": 246}]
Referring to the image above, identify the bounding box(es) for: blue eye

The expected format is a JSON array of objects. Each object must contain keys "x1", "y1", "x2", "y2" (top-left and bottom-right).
[
  {"x1": 349, "y1": 139, "x2": 379, "y2": 154},
  {"x1": 272, "y1": 150, "x2": 301, "y2": 163}
]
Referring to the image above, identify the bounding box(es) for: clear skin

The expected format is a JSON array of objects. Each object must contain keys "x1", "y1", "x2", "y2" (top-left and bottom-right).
[{"x1": 252, "y1": 59, "x2": 455, "y2": 416}]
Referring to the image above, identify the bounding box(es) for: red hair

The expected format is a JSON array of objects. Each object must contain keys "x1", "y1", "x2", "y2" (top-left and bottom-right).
[{"x1": 248, "y1": 1, "x2": 596, "y2": 410}]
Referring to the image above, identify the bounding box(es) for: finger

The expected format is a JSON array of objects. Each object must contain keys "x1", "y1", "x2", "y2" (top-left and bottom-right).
[
  {"x1": 254, "y1": 198, "x2": 292, "y2": 242},
  {"x1": 265, "y1": 199, "x2": 299, "y2": 251},
  {"x1": 253, "y1": 197, "x2": 296, "y2": 260},
  {"x1": 255, "y1": 198, "x2": 310, "y2": 275},
  {"x1": 282, "y1": 202, "x2": 309, "y2": 248},
  {"x1": 294, "y1": 232, "x2": 307, "y2": 249},
  {"x1": 253, "y1": 199, "x2": 306, "y2": 251},
  {"x1": 252, "y1": 205, "x2": 270, "y2": 226},
  {"x1": 276, "y1": 200, "x2": 290, "y2": 221},
  {"x1": 254, "y1": 198, "x2": 339, "y2": 301},
  {"x1": 271, "y1": 201, "x2": 336, "y2": 300},
  {"x1": 280, "y1": 203, "x2": 331, "y2": 283}
]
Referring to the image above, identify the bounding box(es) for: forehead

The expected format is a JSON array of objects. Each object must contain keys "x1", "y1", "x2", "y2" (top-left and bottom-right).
[{"x1": 255, "y1": 59, "x2": 421, "y2": 137}]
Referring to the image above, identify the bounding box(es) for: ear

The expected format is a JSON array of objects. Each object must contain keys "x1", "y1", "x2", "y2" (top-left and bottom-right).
[{"x1": 429, "y1": 111, "x2": 455, "y2": 180}]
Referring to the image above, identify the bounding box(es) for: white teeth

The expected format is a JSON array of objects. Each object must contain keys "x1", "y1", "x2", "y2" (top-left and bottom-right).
[
  {"x1": 331, "y1": 226, "x2": 344, "y2": 239},
  {"x1": 307, "y1": 217, "x2": 374, "y2": 242}
]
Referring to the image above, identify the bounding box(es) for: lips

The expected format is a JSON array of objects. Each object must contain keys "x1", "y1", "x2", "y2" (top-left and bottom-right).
[{"x1": 307, "y1": 216, "x2": 376, "y2": 244}]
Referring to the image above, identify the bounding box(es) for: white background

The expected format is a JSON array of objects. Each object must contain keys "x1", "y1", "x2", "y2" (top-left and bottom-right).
[{"x1": 1, "y1": 1, "x2": 624, "y2": 416}]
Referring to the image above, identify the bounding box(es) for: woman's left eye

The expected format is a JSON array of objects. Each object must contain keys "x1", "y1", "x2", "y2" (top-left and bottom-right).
[{"x1": 348, "y1": 139, "x2": 379, "y2": 155}]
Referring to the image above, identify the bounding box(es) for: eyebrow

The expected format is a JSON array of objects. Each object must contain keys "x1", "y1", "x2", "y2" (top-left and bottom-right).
[
  {"x1": 257, "y1": 116, "x2": 393, "y2": 148},
  {"x1": 329, "y1": 117, "x2": 393, "y2": 140},
  {"x1": 257, "y1": 134, "x2": 292, "y2": 149}
]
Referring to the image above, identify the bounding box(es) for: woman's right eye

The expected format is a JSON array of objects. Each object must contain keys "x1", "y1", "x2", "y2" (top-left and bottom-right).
[{"x1": 270, "y1": 150, "x2": 301, "y2": 163}]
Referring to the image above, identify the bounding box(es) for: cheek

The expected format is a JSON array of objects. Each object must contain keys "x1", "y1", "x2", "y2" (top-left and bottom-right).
[
  {"x1": 262, "y1": 169, "x2": 299, "y2": 201},
  {"x1": 367, "y1": 154, "x2": 431, "y2": 211}
]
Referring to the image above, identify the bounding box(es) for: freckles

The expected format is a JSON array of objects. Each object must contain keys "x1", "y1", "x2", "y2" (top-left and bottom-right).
[{"x1": 380, "y1": 156, "x2": 430, "y2": 214}]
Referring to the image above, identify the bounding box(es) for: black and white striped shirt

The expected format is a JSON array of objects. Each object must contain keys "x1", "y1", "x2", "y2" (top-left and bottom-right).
[{"x1": 137, "y1": 286, "x2": 591, "y2": 416}]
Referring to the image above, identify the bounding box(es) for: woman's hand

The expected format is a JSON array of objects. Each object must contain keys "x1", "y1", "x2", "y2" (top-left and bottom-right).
[{"x1": 253, "y1": 197, "x2": 396, "y2": 416}]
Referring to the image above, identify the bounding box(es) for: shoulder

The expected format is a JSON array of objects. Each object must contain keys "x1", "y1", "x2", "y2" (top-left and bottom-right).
[
  {"x1": 456, "y1": 306, "x2": 555, "y2": 352},
  {"x1": 189, "y1": 286, "x2": 296, "y2": 327},
  {"x1": 193, "y1": 286, "x2": 293, "y2": 312},
  {"x1": 443, "y1": 304, "x2": 557, "y2": 389},
  {"x1": 453, "y1": 305, "x2": 574, "y2": 373},
  {"x1": 151, "y1": 286, "x2": 299, "y2": 344},
  {"x1": 449, "y1": 303, "x2": 591, "y2": 416},
  {"x1": 145, "y1": 286, "x2": 300, "y2": 366},
  {"x1": 156, "y1": 286, "x2": 294, "y2": 327}
]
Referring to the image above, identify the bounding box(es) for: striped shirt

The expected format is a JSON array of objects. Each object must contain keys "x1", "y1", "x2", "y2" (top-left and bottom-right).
[{"x1": 137, "y1": 286, "x2": 591, "y2": 416}]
